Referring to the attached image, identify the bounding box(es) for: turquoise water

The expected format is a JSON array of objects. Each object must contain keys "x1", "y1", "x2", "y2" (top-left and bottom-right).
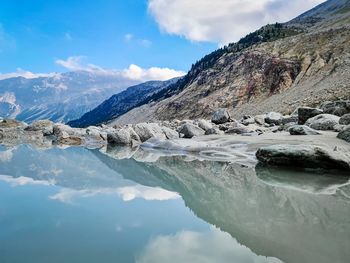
[{"x1": 0, "y1": 144, "x2": 349, "y2": 263}]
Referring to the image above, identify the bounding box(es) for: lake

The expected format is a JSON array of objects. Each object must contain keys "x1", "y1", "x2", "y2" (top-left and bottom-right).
[{"x1": 0, "y1": 144, "x2": 349, "y2": 263}]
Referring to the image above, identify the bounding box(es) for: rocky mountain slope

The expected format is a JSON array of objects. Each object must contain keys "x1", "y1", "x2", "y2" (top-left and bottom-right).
[
  {"x1": 111, "y1": 0, "x2": 350, "y2": 125},
  {"x1": 68, "y1": 77, "x2": 180, "y2": 127},
  {"x1": 0, "y1": 71, "x2": 137, "y2": 123}
]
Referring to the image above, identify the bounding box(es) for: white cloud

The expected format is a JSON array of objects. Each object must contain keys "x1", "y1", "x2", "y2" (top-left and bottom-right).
[
  {"x1": 139, "y1": 39, "x2": 152, "y2": 48},
  {"x1": 123, "y1": 64, "x2": 185, "y2": 81},
  {"x1": 124, "y1": 33, "x2": 152, "y2": 48},
  {"x1": 55, "y1": 56, "x2": 85, "y2": 71},
  {"x1": 0, "y1": 175, "x2": 54, "y2": 186},
  {"x1": 137, "y1": 228, "x2": 283, "y2": 263},
  {"x1": 124, "y1": 33, "x2": 134, "y2": 42},
  {"x1": 0, "y1": 68, "x2": 57, "y2": 80},
  {"x1": 55, "y1": 56, "x2": 185, "y2": 81},
  {"x1": 50, "y1": 185, "x2": 180, "y2": 204},
  {"x1": 148, "y1": 0, "x2": 325, "y2": 44}
]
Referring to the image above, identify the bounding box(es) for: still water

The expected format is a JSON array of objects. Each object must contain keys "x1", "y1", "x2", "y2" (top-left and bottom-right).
[{"x1": 0, "y1": 144, "x2": 349, "y2": 263}]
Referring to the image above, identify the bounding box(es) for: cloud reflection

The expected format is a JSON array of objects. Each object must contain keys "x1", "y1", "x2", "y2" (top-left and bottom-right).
[{"x1": 137, "y1": 227, "x2": 283, "y2": 263}]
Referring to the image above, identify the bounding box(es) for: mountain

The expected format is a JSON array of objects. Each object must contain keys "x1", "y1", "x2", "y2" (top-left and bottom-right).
[
  {"x1": 0, "y1": 71, "x2": 138, "y2": 123},
  {"x1": 68, "y1": 77, "x2": 180, "y2": 127},
  {"x1": 110, "y1": 0, "x2": 350, "y2": 125}
]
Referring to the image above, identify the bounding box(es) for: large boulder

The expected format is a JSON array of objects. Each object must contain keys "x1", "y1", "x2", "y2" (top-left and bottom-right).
[
  {"x1": 337, "y1": 125, "x2": 350, "y2": 143},
  {"x1": 321, "y1": 100, "x2": 350, "y2": 116},
  {"x1": 264, "y1": 112, "x2": 283, "y2": 125},
  {"x1": 297, "y1": 107, "x2": 323, "y2": 124},
  {"x1": 289, "y1": 125, "x2": 321, "y2": 135},
  {"x1": 339, "y1": 114, "x2": 350, "y2": 125},
  {"x1": 256, "y1": 144, "x2": 350, "y2": 170},
  {"x1": 178, "y1": 123, "x2": 205, "y2": 138},
  {"x1": 211, "y1": 108, "x2": 230, "y2": 124},
  {"x1": 133, "y1": 123, "x2": 167, "y2": 142},
  {"x1": 25, "y1": 119, "x2": 53, "y2": 136},
  {"x1": 107, "y1": 127, "x2": 140, "y2": 146},
  {"x1": 305, "y1": 114, "x2": 340, "y2": 130}
]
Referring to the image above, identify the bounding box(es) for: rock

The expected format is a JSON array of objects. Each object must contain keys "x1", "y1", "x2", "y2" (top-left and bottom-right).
[
  {"x1": 339, "y1": 114, "x2": 350, "y2": 125},
  {"x1": 205, "y1": 128, "x2": 223, "y2": 135},
  {"x1": 305, "y1": 114, "x2": 340, "y2": 130},
  {"x1": 256, "y1": 144, "x2": 350, "y2": 170},
  {"x1": 0, "y1": 119, "x2": 27, "y2": 129},
  {"x1": 178, "y1": 123, "x2": 205, "y2": 138},
  {"x1": 282, "y1": 115, "x2": 298, "y2": 125},
  {"x1": 289, "y1": 125, "x2": 321, "y2": 135},
  {"x1": 264, "y1": 112, "x2": 283, "y2": 125},
  {"x1": 107, "y1": 127, "x2": 140, "y2": 146},
  {"x1": 321, "y1": 100, "x2": 350, "y2": 116},
  {"x1": 241, "y1": 116, "x2": 255, "y2": 126},
  {"x1": 58, "y1": 136, "x2": 83, "y2": 145},
  {"x1": 212, "y1": 108, "x2": 231, "y2": 124},
  {"x1": 161, "y1": 126, "x2": 179, "y2": 140},
  {"x1": 334, "y1": 124, "x2": 346, "y2": 132},
  {"x1": 337, "y1": 125, "x2": 350, "y2": 143},
  {"x1": 297, "y1": 107, "x2": 323, "y2": 124},
  {"x1": 254, "y1": 114, "x2": 266, "y2": 125},
  {"x1": 25, "y1": 120, "x2": 53, "y2": 136},
  {"x1": 281, "y1": 122, "x2": 298, "y2": 131},
  {"x1": 218, "y1": 122, "x2": 239, "y2": 131},
  {"x1": 133, "y1": 123, "x2": 167, "y2": 142},
  {"x1": 225, "y1": 126, "x2": 250, "y2": 135},
  {"x1": 197, "y1": 119, "x2": 213, "y2": 131}
]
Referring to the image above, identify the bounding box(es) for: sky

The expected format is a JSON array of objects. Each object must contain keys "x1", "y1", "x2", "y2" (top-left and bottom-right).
[{"x1": 0, "y1": 0, "x2": 324, "y2": 81}]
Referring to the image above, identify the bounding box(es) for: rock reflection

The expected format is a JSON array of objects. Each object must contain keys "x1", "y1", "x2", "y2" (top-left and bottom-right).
[
  {"x1": 0, "y1": 144, "x2": 350, "y2": 263},
  {"x1": 95, "y1": 148, "x2": 350, "y2": 263}
]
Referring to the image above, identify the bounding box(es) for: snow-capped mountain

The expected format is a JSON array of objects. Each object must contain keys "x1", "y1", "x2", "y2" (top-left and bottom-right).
[{"x1": 0, "y1": 71, "x2": 138, "y2": 123}]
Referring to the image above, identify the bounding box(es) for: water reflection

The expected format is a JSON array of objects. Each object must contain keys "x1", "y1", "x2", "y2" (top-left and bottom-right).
[{"x1": 0, "y1": 144, "x2": 349, "y2": 263}]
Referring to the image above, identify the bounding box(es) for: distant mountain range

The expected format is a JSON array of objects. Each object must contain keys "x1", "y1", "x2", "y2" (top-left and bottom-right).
[
  {"x1": 96, "y1": 0, "x2": 350, "y2": 126},
  {"x1": 68, "y1": 77, "x2": 180, "y2": 127},
  {"x1": 0, "y1": 71, "x2": 138, "y2": 123}
]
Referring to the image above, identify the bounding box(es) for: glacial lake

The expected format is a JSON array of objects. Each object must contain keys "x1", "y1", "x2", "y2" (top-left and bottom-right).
[{"x1": 0, "y1": 144, "x2": 349, "y2": 263}]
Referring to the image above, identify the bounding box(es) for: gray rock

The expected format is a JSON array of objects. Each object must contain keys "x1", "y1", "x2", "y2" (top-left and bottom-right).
[
  {"x1": 241, "y1": 116, "x2": 255, "y2": 126},
  {"x1": 107, "y1": 127, "x2": 140, "y2": 146},
  {"x1": 0, "y1": 119, "x2": 27, "y2": 129},
  {"x1": 218, "y1": 121, "x2": 239, "y2": 131},
  {"x1": 289, "y1": 125, "x2": 321, "y2": 135},
  {"x1": 337, "y1": 125, "x2": 350, "y2": 143},
  {"x1": 197, "y1": 119, "x2": 213, "y2": 131},
  {"x1": 256, "y1": 144, "x2": 350, "y2": 170},
  {"x1": 205, "y1": 128, "x2": 223, "y2": 135},
  {"x1": 264, "y1": 112, "x2": 283, "y2": 125},
  {"x1": 212, "y1": 108, "x2": 231, "y2": 124},
  {"x1": 339, "y1": 114, "x2": 350, "y2": 125},
  {"x1": 225, "y1": 126, "x2": 250, "y2": 135},
  {"x1": 334, "y1": 124, "x2": 346, "y2": 132},
  {"x1": 25, "y1": 120, "x2": 53, "y2": 136},
  {"x1": 179, "y1": 123, "x2": 205, "y2": 138},
  {"x1": 297, "y1": 107, "x2": 323, "y2": 124},
  {"x1": 254, "y1": 114, "x2": 266, "y2": 125},
  {"x1": 161, "y1": 126, "x2": 179, "y2": 140},
  {"x1": 321, "y1": 100, "x2": 350, "y2": 116},
  {"x1": 305, "y1": 114, "x2": 340, "y2": 130},
  {"x1": 133, "y1": 123, "x2": 166, "y2": 142},
  {"x1": 282, "y1": 115, "x2": 298, "y2": 125}
]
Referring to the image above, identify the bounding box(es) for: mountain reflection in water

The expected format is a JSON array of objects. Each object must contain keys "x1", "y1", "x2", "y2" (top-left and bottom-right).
[{"x1": 0, "y1": 144, "x2": 349, "y2": 263}]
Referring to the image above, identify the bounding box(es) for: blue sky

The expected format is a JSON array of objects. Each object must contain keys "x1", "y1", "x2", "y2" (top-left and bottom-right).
[
  {"x1": 0, "y1": 0, "x2": 324, "y2": 80},
  {"x1": 0, "y1": 0, "x2": 215, "y2": 74}
]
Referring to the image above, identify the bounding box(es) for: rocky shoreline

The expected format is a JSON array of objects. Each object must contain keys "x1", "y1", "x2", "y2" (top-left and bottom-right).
[{"x1": 1, "y1": 100, "x2": 350, "y2": 171}]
